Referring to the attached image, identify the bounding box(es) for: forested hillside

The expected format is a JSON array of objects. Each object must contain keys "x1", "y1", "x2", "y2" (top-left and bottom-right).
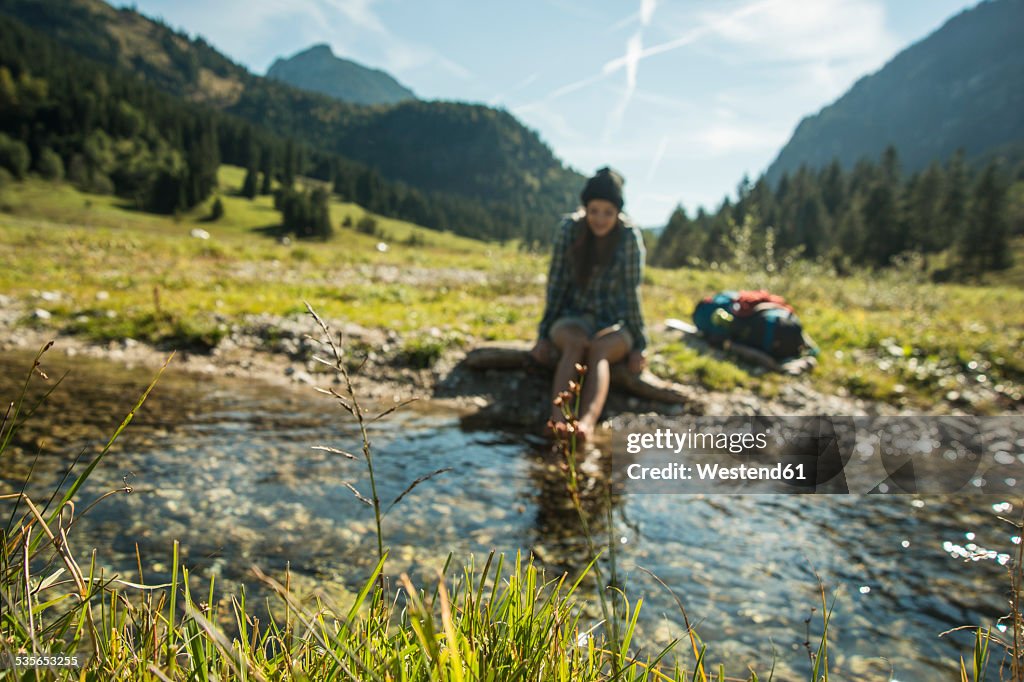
[
  {"x1": 654, "y1": 147, "x2": 1022, "y2": 280},
  {"x1": 0, "y1": 14, "x2": 548, "y2": 242},
  {"x1": 765, "y1": 0, "x2": 1024, "y2": 182},
  {"x1": 0, "y1": 0, "x2": 583, "y2": 243}
]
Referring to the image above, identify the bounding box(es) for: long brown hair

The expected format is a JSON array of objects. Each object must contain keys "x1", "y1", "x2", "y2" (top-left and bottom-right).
[{"x1": 570, "y1": 215, "x2": 622, "y2": 288}]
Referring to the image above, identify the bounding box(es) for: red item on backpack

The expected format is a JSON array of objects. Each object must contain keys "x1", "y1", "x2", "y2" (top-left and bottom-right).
[{"x1": 733, "y1": 290, "x2": 794, "y2": 317}]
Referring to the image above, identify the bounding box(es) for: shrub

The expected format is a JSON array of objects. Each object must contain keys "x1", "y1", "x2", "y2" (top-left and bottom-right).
[
  {"x1": 35, "y1": 147, "x2": 65, "y2": 180},
  {"x1": 278, "y1": 187, "x2": 332, "y2": 239},
  {"x1": 399, "y1": 336, "x2": 446, "y2": 368},
  {"x1": 209, "y1": 196, "x2": 225, "y2": 221},
  {"x1": 0, "y1": 132, "x2": 30, "y2": 180},
  {"x1": 356, "y1": 214, "x2": 377, "y2": 235}
]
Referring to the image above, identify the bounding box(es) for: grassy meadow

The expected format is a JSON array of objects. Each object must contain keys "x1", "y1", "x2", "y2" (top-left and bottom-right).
[
  {"x1": 1, "y1": 169, "x2": 1015, "y2": 678},
  {"x1": 0, "y1": 165, "x2": 1022, "y2": 412}
]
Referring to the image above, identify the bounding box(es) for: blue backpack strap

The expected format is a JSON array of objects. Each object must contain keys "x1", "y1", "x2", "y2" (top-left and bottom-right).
[
  {"x1": 693, "y1": 291, "x2": 739, "y2": 339},
  {"x1": 762, "y1": 311, "x2": 778, "y2": 352}
]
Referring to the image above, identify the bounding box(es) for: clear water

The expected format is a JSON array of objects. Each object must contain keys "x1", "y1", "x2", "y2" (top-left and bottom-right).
[{"x1": 0, "y1": 351, "x2": 1013, "y2": 679}]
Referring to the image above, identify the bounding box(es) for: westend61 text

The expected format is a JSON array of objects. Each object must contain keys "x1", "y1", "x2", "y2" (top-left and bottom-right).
[{"x1": 626, "y1": 462, "x2": 807, "y2": 481}]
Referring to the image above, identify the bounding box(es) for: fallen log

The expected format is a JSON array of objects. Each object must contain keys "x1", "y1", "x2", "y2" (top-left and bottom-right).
[{"x1": 463, "y1": 343, "x2": 693, "y2": 405}]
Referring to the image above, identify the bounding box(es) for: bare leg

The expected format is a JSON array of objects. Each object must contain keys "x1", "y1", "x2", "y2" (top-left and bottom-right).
[
  {"x1": 577, "y1": 329, "x2": 631, "y2": 441},
  {"x1": 549, "y1": 324, "x2": 590, "y2": 425}
]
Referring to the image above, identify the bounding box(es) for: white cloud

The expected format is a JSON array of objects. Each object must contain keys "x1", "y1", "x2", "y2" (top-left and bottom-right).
[
  {"x1": 608, "y1": 11, "x2": 639, "y2": 33},
  {"x1": 679, "y1": 124, "x2": 788, "y2": 157},
  {"x1": 712, "y1": 105, "x2": 739, "y2": 122},
  {"x1": 636, "y1": 190, "x2": 683, "y2": 203},
  {"x1": 135, "y1": 0, "x2": 327, "y2": 69},
  {"x1": 524, "y1": 0, "x2": 744, "y2": 122},
  {"x1": 514, "y1": 103, "x2": 589, "y2": 150},
  {"x1": 634, "y1": 123, "x2": 786, "y2": 163},
  {"x1": 373, "y1": 41, "x2": 430, "y2": 71},
  {"x1": 604, "y1": 0, "x2": 656, "y2": 33},
  {"x1": 320, "y1": 2, "x2": 473, "y2": 80},
  {"x1": 556, "y1": 142, "x2": 661, "y2": 164},
  {"x1": 488, "y1": 73, "x2": 539, "y2": 106},
  {"x1": 602, "y1": 0, "x2": 894, "y2": 79},
  {"x1": 617, "y1": 0, "x2": 778, "y2": 66},
  {"x1": 514, "y1": 70, "x2": 610, "y2": 111},
  {"x1": 436, "y1": 55, "x2": 473, "y2": 81},
  {"x1": 640, "y1": 0, "x2": 657, "y2": 26},
  {"x1": 601, "y1": 31, "x2": 644, "y2": 141},
  {"x1": 148, "y1": 0, "x2": 468, "y2": 84},
  {"x1": 602, "y1": 30, "x2": 642, "y2": 83},
  {"x1": 646, "y1": 136, "x2": 670, "y2": 181},
  {"x1": 374, "y1": 41, "x2": 471, "y2": 80},
  {"x1": 629, "y1": 88, "x2": 700, "y2": 114},
  {"x1": 704, "y1": 0, "x2": 897, "y2": 64},
  {"x1": 631, "y1": 189, "x2": 682, "y2": 225},
  {"x1": 322, "y1": 0, "x2": 385, "y2": 34}
]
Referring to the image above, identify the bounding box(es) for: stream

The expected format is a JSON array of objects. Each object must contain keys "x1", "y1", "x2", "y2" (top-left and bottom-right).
[{"x1": 0, "y1": 349, "x2": 1017, "y2": 679}]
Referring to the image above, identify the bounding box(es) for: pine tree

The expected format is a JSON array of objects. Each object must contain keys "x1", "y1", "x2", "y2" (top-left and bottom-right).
[
  {"x1": 788, "y1": 168, "x2": 829, "y2": 258},
  {"x1": 820, "y1": 160, "x2": 846, "y2": 217},
  {"x1": 282, "y1": 138, "x2": 296, "y2": 188},
  {"x1": 700, "y1": 206, "x2": 732, "y2": 264},
  {"x1": 906, "y1": 162, "x2": 946, "y2": 255},
  {"x1": 333, "y1": 167, "x2": 356, "y2": 201},
  {"x1": 241, "y1": 126, "x2": 255, "y2": 168},
  {"x1": 0, "y1": 133, "x2": 30, "y2": 179},
  {"x1": 795, "y1": 190, "x2": 828, "y2": 258},
  {"x1": 309, "y1": 187, "x2": 332, "y2": 240},
  {"x1": 653, "y1": 205, "x2": 699, "y2": 267},
  {"x1": 260, "y1": 148, "x2": 274, "y2": 195},
  {"x1": 862, "y1": 181, "x2": 901, "y2": 266},
  {"x1": 357, "y1": 169, "x2": 383, "y2": 211},
  {"x1": 942, "y1": 150, "x2": 969, "y2": 251},
  {"x1": 837, "y1": 199, "x2": 867, "y2": 263},
  {"x1": 733, "y1": 174, "x2": 752, "y2": 225},
  {"x1": 750, "y1": 177, "x2": 777, "y2": 234},
  {"x1": 961, "y1": 162, "x2": 1012, "y2": 275},
  {"x1": 881, "y1": 145, "x2": 901, "y2": 183},
  {"x1": 241, "y1": 164, "x2": 258, "y2": 199}
]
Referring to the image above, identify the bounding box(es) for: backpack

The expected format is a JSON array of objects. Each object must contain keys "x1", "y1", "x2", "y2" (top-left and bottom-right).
[{"x1": 693, "y1": 290, "x2": 812, "y2": 360}]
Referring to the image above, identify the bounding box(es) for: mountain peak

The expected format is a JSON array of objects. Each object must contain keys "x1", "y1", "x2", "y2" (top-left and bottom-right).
[
  {"x1": 267, "y1": 43, "x2": 416, "y2": 107},
  {"x1": 301, "y1": 43, "x2": 334, "y2": 58},
  {"x1": 764, "y1": 0, "x2": 1024, "y2": 181}
]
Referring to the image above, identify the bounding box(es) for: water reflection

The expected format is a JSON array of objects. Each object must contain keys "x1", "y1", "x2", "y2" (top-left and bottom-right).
[
  {"x1": 0, "y1": 350, "x2": 1013, "y2": 678},
  {"x1": 527, "y1": 440, "x2": 620, "y2": 574}
]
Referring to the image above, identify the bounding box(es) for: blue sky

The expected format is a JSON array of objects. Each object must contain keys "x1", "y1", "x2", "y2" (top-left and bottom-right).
[{"x1": 114, "y1": 0, "x2": 979, "y2": 226}]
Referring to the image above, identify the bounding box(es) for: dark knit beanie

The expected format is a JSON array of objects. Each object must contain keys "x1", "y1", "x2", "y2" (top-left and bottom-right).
[{"x1": 580, "y1": 166, "x2": 625, "y2": 210}]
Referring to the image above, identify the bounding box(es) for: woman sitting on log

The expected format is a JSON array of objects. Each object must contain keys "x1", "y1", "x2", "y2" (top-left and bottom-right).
[{"x1": 529, "y1": 167, "x2": 648, "y2": 441}]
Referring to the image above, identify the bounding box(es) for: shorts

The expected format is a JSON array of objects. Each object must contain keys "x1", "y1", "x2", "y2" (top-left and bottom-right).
[{"x1": 549, "y1": 313, "x2": 633, "y2": 349}]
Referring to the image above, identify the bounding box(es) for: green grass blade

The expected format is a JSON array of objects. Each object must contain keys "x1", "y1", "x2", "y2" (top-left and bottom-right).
[{"x1": 49, "y1": 353, "x2": 173, "y2": 525}]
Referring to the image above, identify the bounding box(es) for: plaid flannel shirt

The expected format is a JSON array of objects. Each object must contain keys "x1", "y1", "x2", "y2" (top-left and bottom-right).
[{"x1": 537, "y1": 215, "x2": 648, "y2": 351}]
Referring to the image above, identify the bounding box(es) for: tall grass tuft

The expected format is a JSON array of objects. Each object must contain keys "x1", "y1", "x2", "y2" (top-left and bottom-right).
[{"x1": 1, "y1": 341, "x2": 170, "y2": 672}]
